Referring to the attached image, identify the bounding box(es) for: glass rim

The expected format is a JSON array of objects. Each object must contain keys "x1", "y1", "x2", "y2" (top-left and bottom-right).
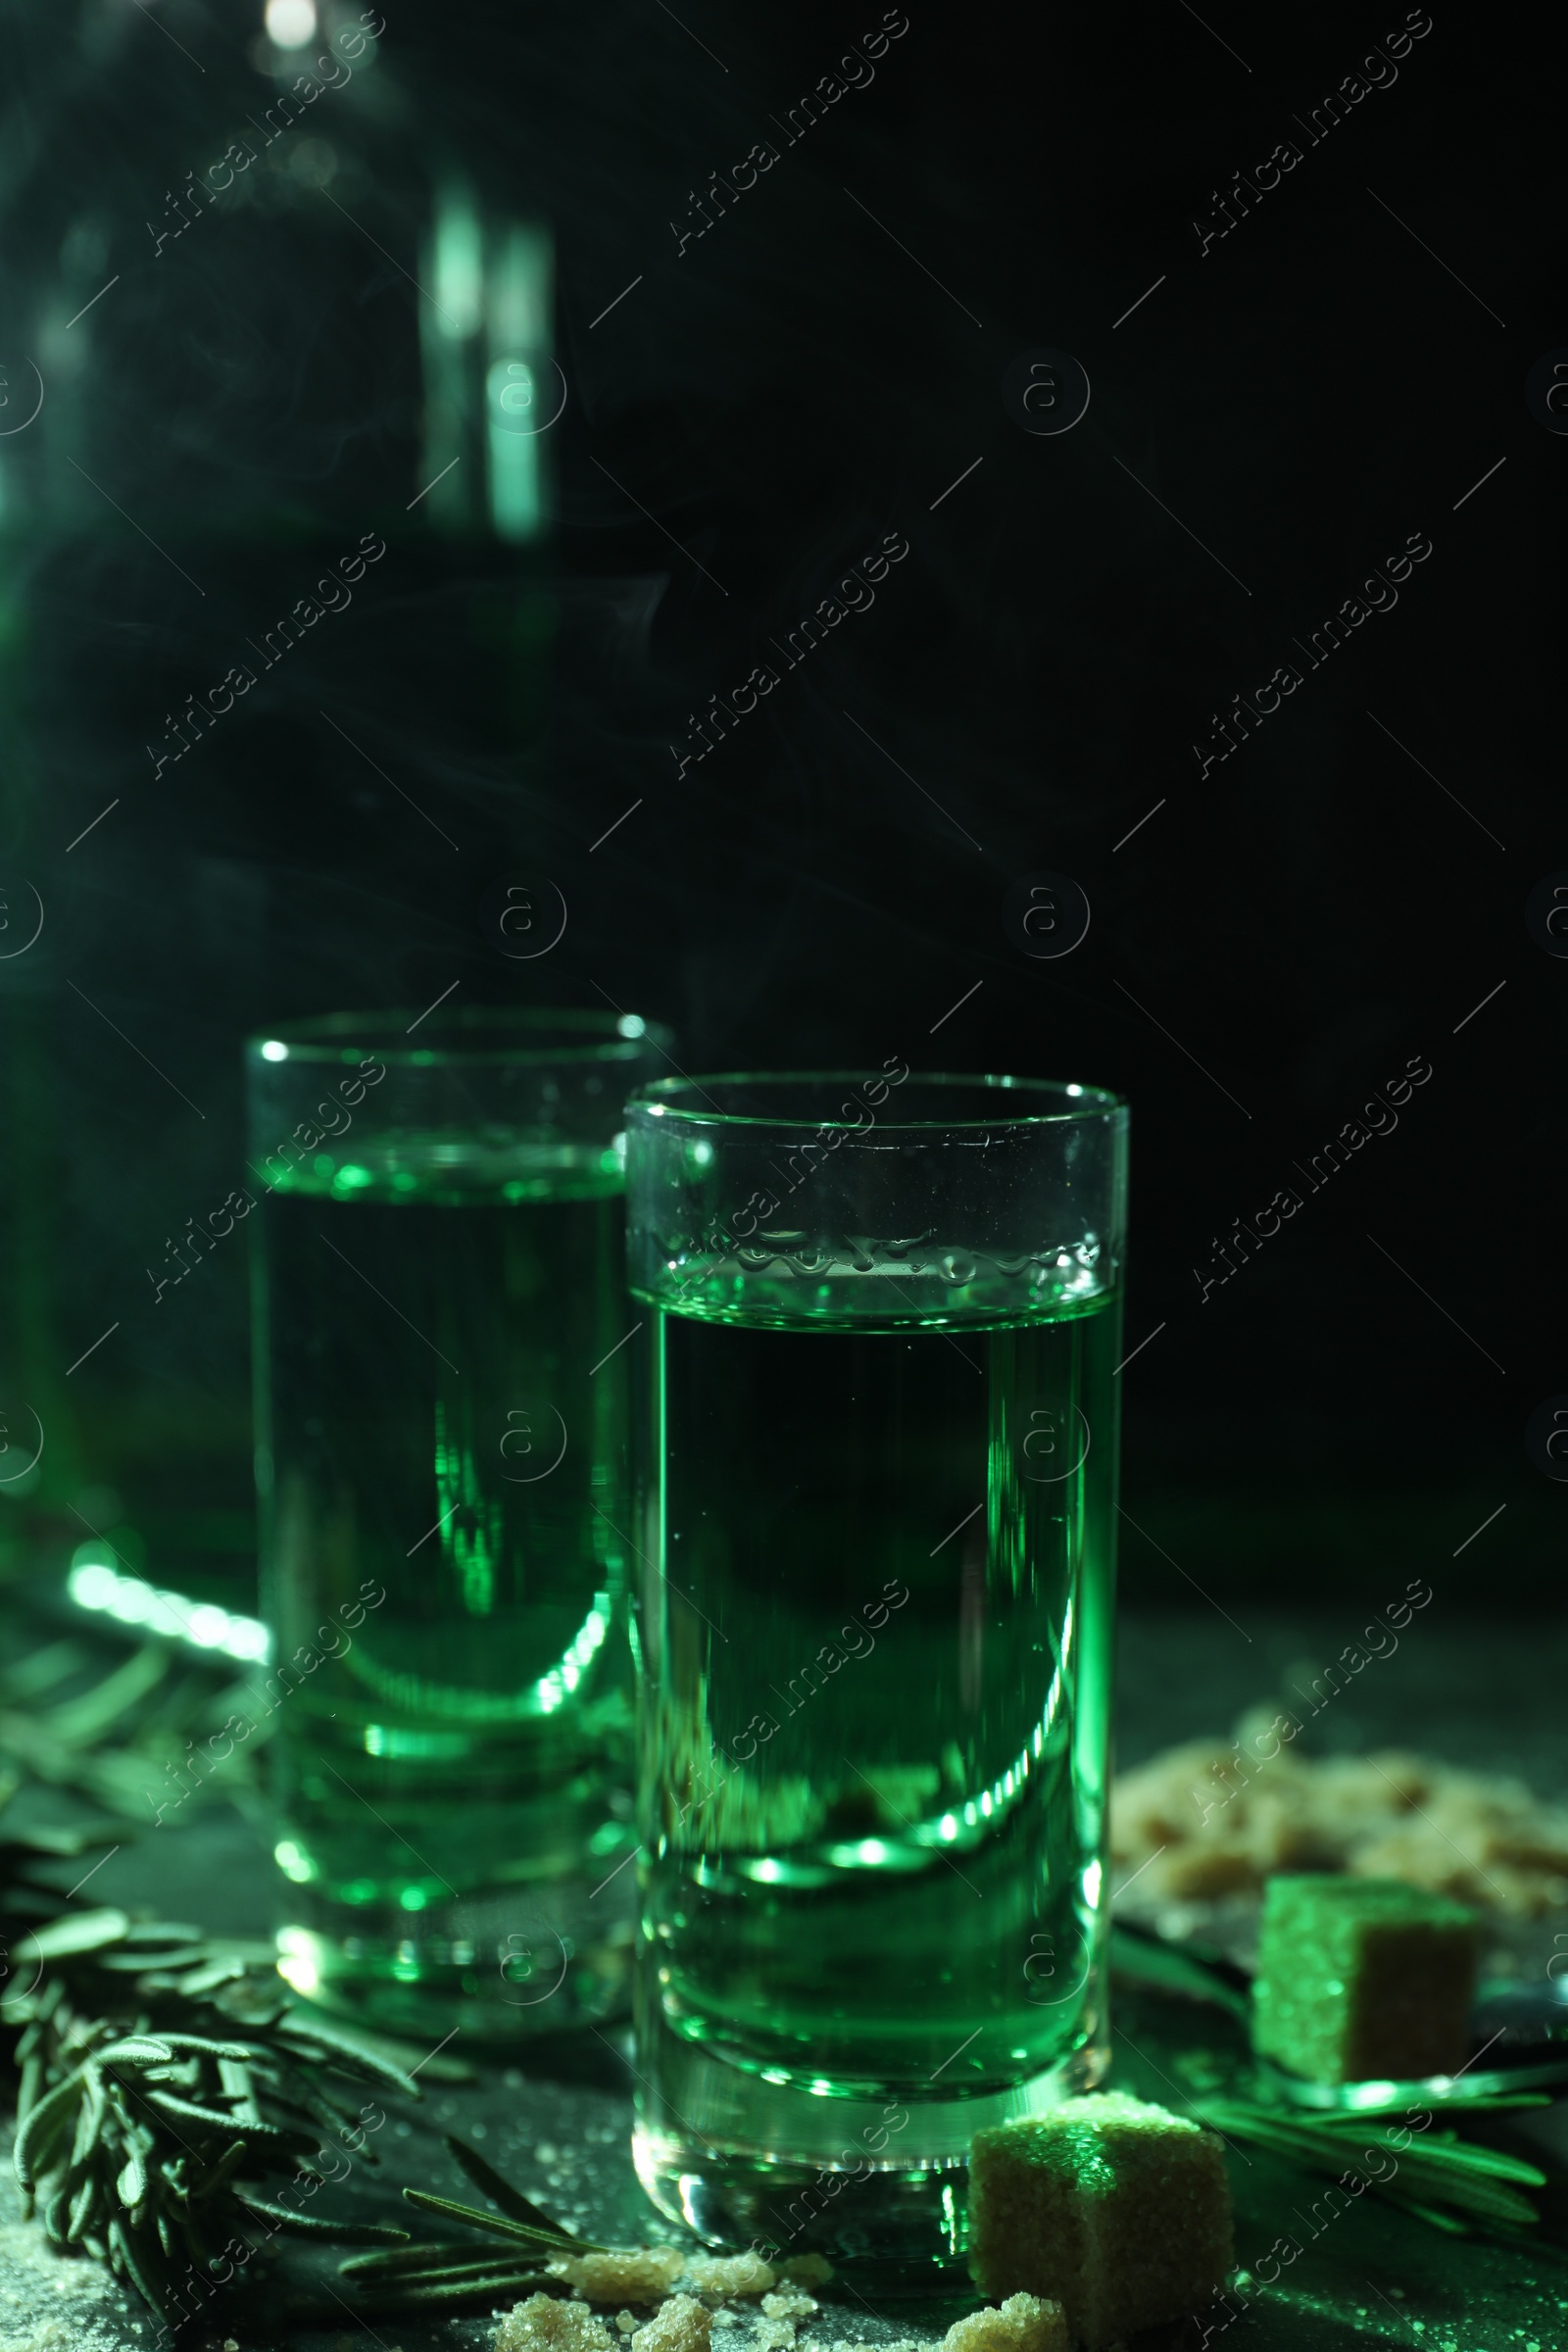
[
  {"x1": 627, "y1": 1069, "x2": 1126, "y2": 1133},
  {"x1": 244, "y1": 1005, "x2": 673, "y2": 1070}
]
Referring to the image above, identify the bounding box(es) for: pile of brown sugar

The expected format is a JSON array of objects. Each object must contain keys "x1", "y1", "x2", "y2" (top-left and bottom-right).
[{"x1": 1111, "y1": 1731, "x2": 1568, "y2": 1917}]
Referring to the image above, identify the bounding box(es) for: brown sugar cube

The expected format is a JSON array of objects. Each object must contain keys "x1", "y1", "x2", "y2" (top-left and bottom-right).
[
  {"x1": 1251, "y1": 1874, "x2": 1480, "y2": 2083},
  {"x1": 968, "y1": 2092, "x2": 1233, "y2": 2349}
]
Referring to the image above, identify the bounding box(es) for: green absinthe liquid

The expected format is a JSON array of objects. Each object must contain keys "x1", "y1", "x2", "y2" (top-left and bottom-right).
[
  {"x1": 256, "y1": 1135, "x2": 636, "y2": 2035},
  {"x1": 632, "y1": 1260, "x2": 1120, "y2": 2247}
]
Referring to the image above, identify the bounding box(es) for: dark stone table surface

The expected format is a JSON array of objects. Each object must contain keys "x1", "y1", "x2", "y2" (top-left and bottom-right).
[{"x1": 3, "y1": 1611, "x2": 1565, "y2": 2352}]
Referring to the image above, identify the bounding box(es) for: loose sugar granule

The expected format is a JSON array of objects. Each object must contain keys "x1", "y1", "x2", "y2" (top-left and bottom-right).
[
  {"x1": 942, "y1": 2293, "x2": 1068, "y2": 2352},
  {"x1": 494, "y1": 2295, "x2": 615, "y2": 2352},
  {"x1": 811, "y1": 2340, "x2": 929, "y2": 2352},
  {"x1": 747, "y1": 2319, "x2": 795, "y2": 2352},
  {"x1": 683, "y1": 2254, "x2": 777, "y2": 2299},
  {"x1": 631, "y1": 2295, "x2": 712, "y2": 2352},
  {"x1": 773, "y1": 2259, "x2": 834, "y2": 2289},
  {"x1": 551, "y1": 2252, "x2": 686, "y2": 2305},
  {"x1": 760, "y1": 2290, "x2": 817, "y2": 2322}
]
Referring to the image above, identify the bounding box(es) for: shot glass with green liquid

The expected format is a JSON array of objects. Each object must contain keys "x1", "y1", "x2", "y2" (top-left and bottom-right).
[
  {"x1": 626, "y1": 1071, "x2": 1128, "y2": 2254},
  {"x1": 246, "y1": 1006, "x2": 669, "y2": 2037}
]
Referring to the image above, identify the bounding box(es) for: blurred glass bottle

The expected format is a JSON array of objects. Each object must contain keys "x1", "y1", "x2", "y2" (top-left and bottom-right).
[{"x1": 0, "y1": 1, "x2": 659, "y2": 1648}]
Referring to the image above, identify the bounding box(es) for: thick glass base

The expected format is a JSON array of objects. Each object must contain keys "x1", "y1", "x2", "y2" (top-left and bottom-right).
[
  {"x1": 276, "y1": 1875, "x2": 634, "y2": 2042},
  {"x1": 631, "y1": 1996, "x2": 1108, "y2": 2260}
]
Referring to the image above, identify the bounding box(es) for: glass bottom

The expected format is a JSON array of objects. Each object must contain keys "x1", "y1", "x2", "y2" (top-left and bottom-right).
[
  {"x1": 632, "y1": 1989, "x2": 1108, "y2": 2261},
  {"x1": 276, "y1": 1874, "x2": 635, "y2": 2043}
]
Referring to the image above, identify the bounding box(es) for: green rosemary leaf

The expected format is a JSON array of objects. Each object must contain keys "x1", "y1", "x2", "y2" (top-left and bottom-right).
[
  {"x1": 157, "y1": 1955, "x2": 251, "y2": 1997},
  {"x1": 349, "y1": 2273, "x2": 556, "y2": 2313},
  {"x1": 1382, "y1": 2162, "x2": 1541, "y2": 2222},
  {"x1": 343, "y1": 2254, "x2": 537, "y2": 2285},
  {"x1": 135, "y1": 2032, "x2": 261, "y2": 2061},
  {"x1": 272, "y1": 2017, "x2": 420, "y2": 2095},
  {"x1": 230, "y1": 2193, "x2": 411, "y2": 2243},
  {"x1": 95, "y1": 1949, "x2": 210, "y2": 1973},
  {"x1": 1286, "y1": 2117, "x2": 1547, "y2": 2191},
  {"x1": 402, "y1": 2185, "x2": 591, "y2": 2248},
  {"x1": 1445, "y1": 2183, "x2": 1541, "y2": 2227},
  {"x1": 17, "y1": 2047, "x2": 45, "y2": 2123},
  {"x1": 1387, "y1": 2136, "x2": 1546, "y2": 2186},
  {"x1": 15, "y1": 2068, "x2": 87, "y2": 2189},
  {"x1": 1196, "y1": 2108, "x2": 1352, "y2": 2170},
  {"x1": 23, "y1": 1910, "x2": 130, "y2": 1960},
  {"x1": 444, "y1": 2134, "x2": 598, "y2": 2249},
  {"x1": 216, "y1": 2054, "x2": 256, "y2": 2104},
  {"x1": 143, "y1": 2089, "x2": 316, "y2": 2145},
  {"x1": 246, "y1": 2107, "x2": 336, "y2": 2144},
  {"x1": 1312, "y1": 2094, "x2": 1552, "y2": 2128},
  {"x1": 1378, "y1": 2189, "x2": 1471, "y2": 2232},
  {"x1": 338, "y1": 2238, "x2": 518, "y2": 2278},
  {"x1": 109, "y1": 2215, "x2": 170, "y2": 2312},
  {"x1": 185, "y1": 2139, "x2": 246, "y2": 2201},
  {"x1": 98, "y1": 2036, "x2": 176, "y2": 2067},
  {"x1": 45, "y1": 1643, "x2": 174, "y2": 1744},
  {"x1": 118, "y1": 2152, "x2": 148, "y2": 2210},
  {"x1": 70, "y1": 2071, "x2": 107, "y2": 2168},
  {"x1": 1192, "y1": 2095, "x2": 1546, "y2": 2235}
]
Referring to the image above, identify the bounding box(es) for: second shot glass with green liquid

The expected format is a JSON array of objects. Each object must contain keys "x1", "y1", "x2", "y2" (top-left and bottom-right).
[
  {"x1": 247, "y1": 1006, "x2": 669, "y2": 2038},
  {"x1": 626, "y1": 1070, "x2": 1128, "y2": 2256}
]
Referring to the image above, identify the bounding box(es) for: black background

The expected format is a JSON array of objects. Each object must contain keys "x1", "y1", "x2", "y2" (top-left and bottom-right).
[{"x1": 0, "y1": 1, "x2": 1558, "y2": 1605}]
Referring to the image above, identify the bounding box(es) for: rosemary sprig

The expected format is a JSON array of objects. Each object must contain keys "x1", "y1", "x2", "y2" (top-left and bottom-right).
[
  {"x1": 0, "y1": 1636, "x2": 266, "y2": 1825},
  {"x1": 7, "y1": 1904, "x2": 415, "y2": 2334},
  {"x1": 1193, "y1": 2094, "x2": 1552, "y2": 2234},
  {"x1": 340, "y1": 2134, "x2": 604, "y2": 2312}
]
